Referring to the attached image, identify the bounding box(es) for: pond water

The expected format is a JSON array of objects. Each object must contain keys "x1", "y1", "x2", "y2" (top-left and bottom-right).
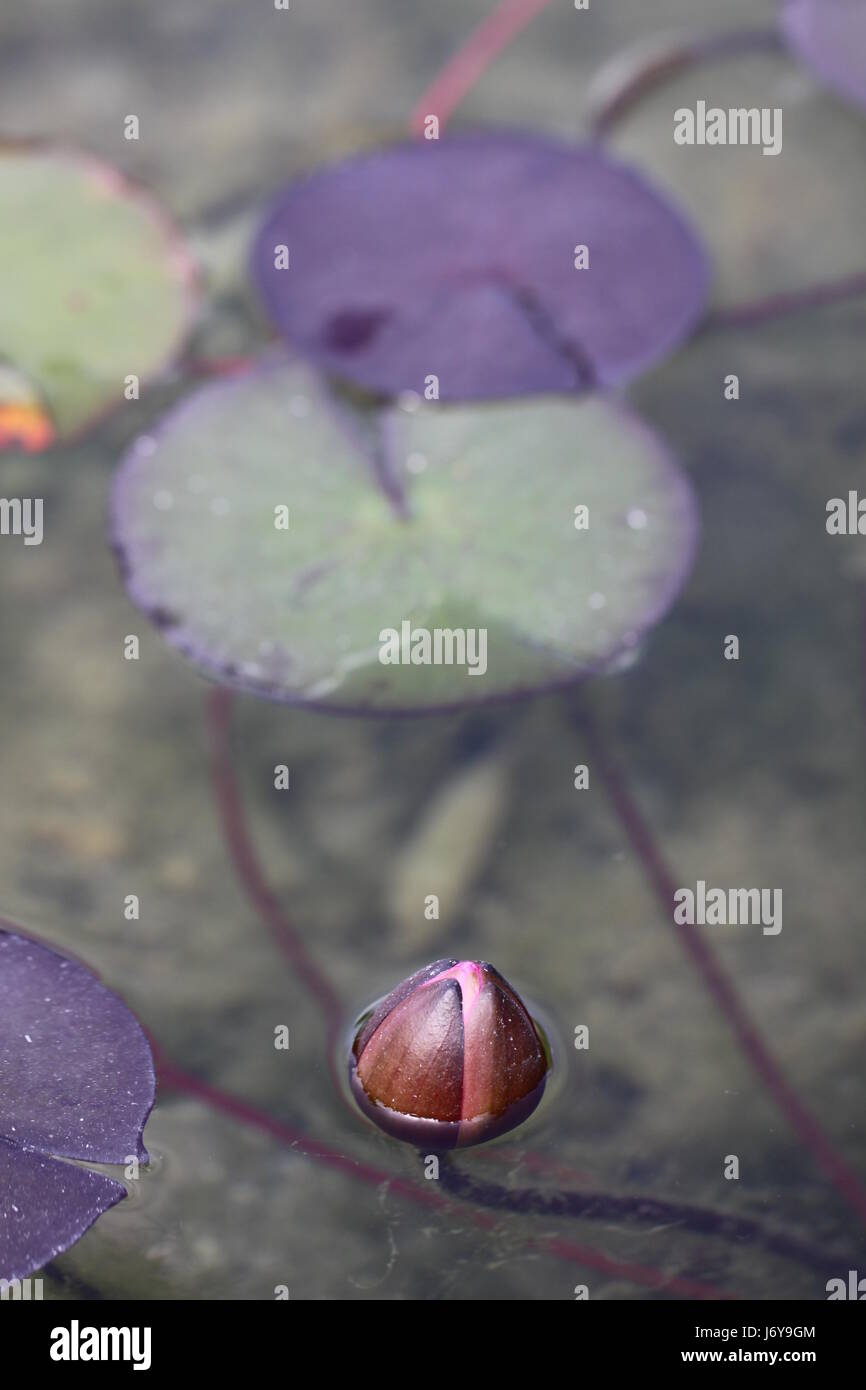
[{"x1": 0, "y1": 0, "x2": 864, "y2": 1300}]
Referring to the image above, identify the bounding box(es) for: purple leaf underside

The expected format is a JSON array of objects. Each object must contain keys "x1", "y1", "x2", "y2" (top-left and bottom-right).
[{"x1": 251, "y1": 131, "x2": 711, "y2": 401}]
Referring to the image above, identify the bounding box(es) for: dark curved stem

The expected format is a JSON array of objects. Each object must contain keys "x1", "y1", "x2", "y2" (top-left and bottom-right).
[
  {"x1": 205, "y1": 686, "x2": 345, "y2": 1058},
  {"x1": 585, "y1": 23, "x2": 866, "y2": 330},
  {"x1": 586, "y1": 25, "x2": 782, "y2": 139},
  {"x1": 576, "y1": 705, "x2": 866, "y2": 1231},
  {"x1": 438, "y1": 1158, "x2": 850, "y2": 1280}
]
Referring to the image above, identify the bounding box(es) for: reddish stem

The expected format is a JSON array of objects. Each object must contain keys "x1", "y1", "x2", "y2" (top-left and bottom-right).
[
  {"x1": 578, "y1": 709, "x2": 866, "y2": 1230},
  {"x1": 585, "y1": 26, "x2": 781, "y2": 139},
  {"x1": 541, "y1": 1236, "x2": 734, "y2": 1299},
  {"x1": 206, "y1": 685, "x2": 343, "y2": 1037},
  {"x1": 705, "y1": 272, "x2": 866, "y2": 331},
  {"x1": 409, "y1": 0, "x2": 555, "y2": 137},
  {"x1": 154, "y1": 1050, "x2": 734, "y2": 1299},
  {"x1": 585, "y1": 25, "x2": 866, "y2": 329}
]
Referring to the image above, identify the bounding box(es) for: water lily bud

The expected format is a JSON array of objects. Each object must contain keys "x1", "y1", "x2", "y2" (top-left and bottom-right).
[{"x1": 349, "y1": 958, "x2": 551, "y2": 1149}]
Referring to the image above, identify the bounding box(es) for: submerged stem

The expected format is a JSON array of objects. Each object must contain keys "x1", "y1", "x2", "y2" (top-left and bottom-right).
[
  {"x1": 409, "y1": 0, "x2": 555, "y2": 137},
  {"x1": 152, "y1": 1049, "x2": 737, "y2": 1297},
  {"x1": 438, "y1": 1157, "x2": 849, "y2": 1280},
  {"x1": 585, "y1": 26, "x2": 782, "y2": 139},
  {"x1": 576, "y1": 705, "x2": 866, "y2": 1231},
  {"x1": 205, "y1": 686, "x2": 344, "y2": 1054},
  {"x1": 703, "y1": 272, "x2": 866, "y2": 331}
]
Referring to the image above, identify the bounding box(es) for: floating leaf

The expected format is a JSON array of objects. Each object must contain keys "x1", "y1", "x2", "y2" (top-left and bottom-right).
[
  {"x1": 0, "y1": 1143, "x2": 126, "y2": 1287},
  {"x1": 110, "y1": 357, "x2": 698, "y2": 714},
  {"x1": 781, "y1": 0, "x2": 866, "y2": 111},
  {"x1": 0, "y1": 924, "x2": 155, "y2": 1281},
  {"x1": 250, "y1": 132, "x2": 710, "y2": 401},
  {"x1": 0, "y1": 146, "x2": 197, "y2": 445}
]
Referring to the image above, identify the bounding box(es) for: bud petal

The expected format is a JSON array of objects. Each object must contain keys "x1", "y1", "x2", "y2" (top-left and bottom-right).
[
  {"x1": 355, "y1": 978, "x2": 464, "y2": 1122},
  {"x1": 461, "y1": 978, "x2": 547, "y2": 1124},
  {"x1": 349, "y1": 958, "x2": 551, "y2": 1148}
]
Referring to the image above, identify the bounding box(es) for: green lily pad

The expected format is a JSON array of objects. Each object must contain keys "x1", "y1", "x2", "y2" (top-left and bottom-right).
[
  {"x1": 0, "y1": 146, "x2": 196, "y2": 444},
  {"x1": 111, "y1": 357, "x2": 698, "y2": 713}
]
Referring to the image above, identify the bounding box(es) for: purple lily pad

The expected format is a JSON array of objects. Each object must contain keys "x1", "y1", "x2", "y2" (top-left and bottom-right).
[
  {"x1": 250, "y1": 131, "x2": 711, "y2": 401},
  {"x1": 0, "y1": 1142, "x2": 126, "y2": 1286},
  {"x1": 781, "y1": 0, "x2": 866, "y2": 111},
  {"x1": 0, "y1": 924, "x2": 155, "y2": 1282}
]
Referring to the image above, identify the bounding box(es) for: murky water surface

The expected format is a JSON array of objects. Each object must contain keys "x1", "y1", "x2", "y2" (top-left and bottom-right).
[{"x1": 0, "y1": 0, "x2": 864, "y2": 1299}]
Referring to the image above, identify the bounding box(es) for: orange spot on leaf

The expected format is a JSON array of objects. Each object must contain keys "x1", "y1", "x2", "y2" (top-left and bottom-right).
[{"x1": 0, "y1": 402, "x2": 56, "y2": 452}]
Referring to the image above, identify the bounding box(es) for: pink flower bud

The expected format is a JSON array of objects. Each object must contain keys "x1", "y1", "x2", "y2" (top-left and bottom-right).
[{"x1": 349, "y1": 959, "x2": 551, "y2": 1149}]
